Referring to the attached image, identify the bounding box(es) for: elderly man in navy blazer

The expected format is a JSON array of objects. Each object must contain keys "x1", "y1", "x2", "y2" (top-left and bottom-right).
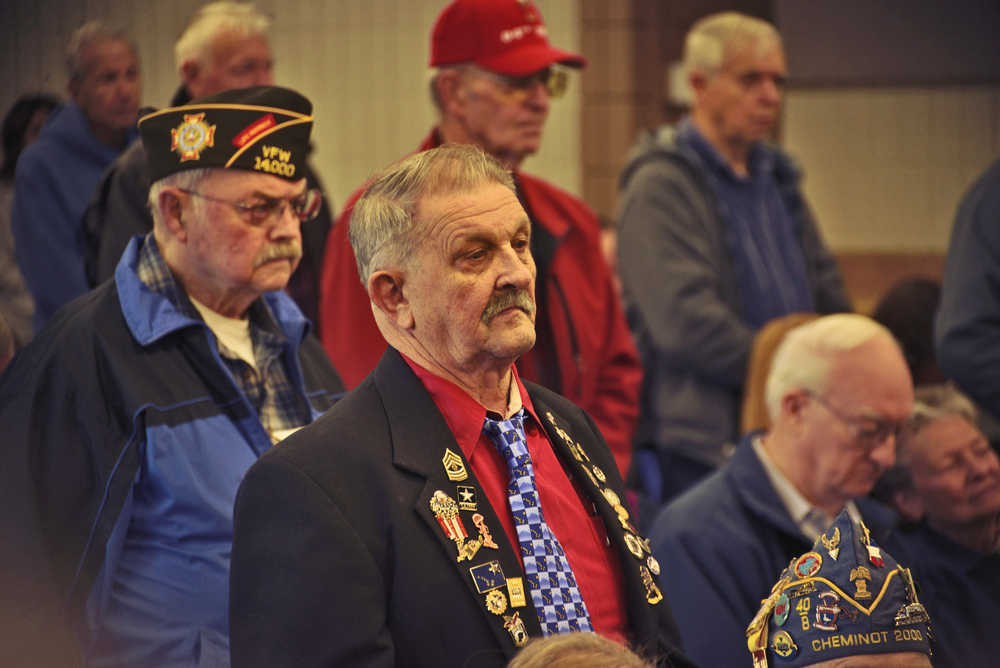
[{"x1": 229, "y1": 145, "x2": 693, "y2": 668}]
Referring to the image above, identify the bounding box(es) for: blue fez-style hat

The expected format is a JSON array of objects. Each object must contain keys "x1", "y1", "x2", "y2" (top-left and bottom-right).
[
  {"x1": 746, "y1": 510, "x2": 933, "y2": 667},
  {"x1": 138, "y1": 85, "x2": 313, "y2": 183}
]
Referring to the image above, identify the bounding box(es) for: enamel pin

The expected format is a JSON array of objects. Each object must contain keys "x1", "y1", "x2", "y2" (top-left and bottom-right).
[
  {"x1": 471, "y1": 513, "x2": 499, "y2": 549},
  {"x1": 639, "y1": 565, "x2": 663, "y2": 605},
  {"x1": 170, "y1": 113, "x2": 215, "y2": 161},
  {"x1": 469, "y1": 560, "x2": 507, "y2": 594},
  {"x1": 485, "y1": 589, "x2": 508, "y2": 615},
  {"x1": 821, "y1": 526, "x2": 841, "y2": 561},
  {"x1": 503, "y1": 612, "x2": 529, "y2": 647},
  {"x1": 457, "y1": 485, "x2": 478, "y2": 511},
  {"x1": 850, "y1": 566, "x2": 873, "y2": 599},
  {"x1": 430, "y1": 490, "x2": 479, "y2": 561},
  {"x1": 506, "y1": 577, "x2": 527, "y2": 607},
  {"x1": 793, "y1": 552, "x2": 822, "y2": 578}
]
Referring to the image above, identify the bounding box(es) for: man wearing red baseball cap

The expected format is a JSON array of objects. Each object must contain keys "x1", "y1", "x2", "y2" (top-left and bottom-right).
[{"x1": 317, "y1": 0, "x2": 642, "y2": 480}]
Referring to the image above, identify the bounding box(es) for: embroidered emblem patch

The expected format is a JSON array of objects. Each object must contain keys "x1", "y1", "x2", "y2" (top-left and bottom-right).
[
  {"x1": 170, "y1": 113, "x2": 215, "y2": 162},
  {"x1": 794, "y1": 552, "x2": 823, "y2": 578},
  {"x1": 814, "y1": 590, "x2": 841, "y2": 631}
]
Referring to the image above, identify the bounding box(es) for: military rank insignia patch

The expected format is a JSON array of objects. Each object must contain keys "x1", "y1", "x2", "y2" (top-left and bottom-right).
[
  {"x1": 442, "y1": 449, "x2": 468, "y2": 481},
  {"x1": 170, "y1": 113, "x2": 216, "y2": 162}
]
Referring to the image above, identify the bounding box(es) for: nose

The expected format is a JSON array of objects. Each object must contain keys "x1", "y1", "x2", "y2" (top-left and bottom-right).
[
  {"x1": 869, "y1": 436, "x2": 896, "y2": 472},
  {"x1": 760, "y1": 77, "x2": 782, "y2": 106},
  {"x1": 270, "y1": 199, "x2": 302, "y2": 240},
  {"x1": 496, "y1": 245, "x2": 535, "y2": 292},
  {"x1": 970, "y1": 449, "x2": 1000, "y2": 481},
  {"x1": 524, "y1": 79, "x2": 550, "y2": 111}
]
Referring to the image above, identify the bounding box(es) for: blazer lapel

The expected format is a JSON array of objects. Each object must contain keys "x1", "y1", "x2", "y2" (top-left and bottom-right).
[
  {"x1": 530, "y1": 393, "x2": 668, "y2": 647},
  {"x1": 373, "y1": 349, "x2": 543, "y2": 654}
]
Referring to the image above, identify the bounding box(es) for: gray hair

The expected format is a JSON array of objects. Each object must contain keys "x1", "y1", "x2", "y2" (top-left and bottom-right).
[
  {"x1": 349, "y1": 144, "x2": 516, "y2": 284},
  {"x1": 876, "y1": 384, "x2": 979, "y2": 497},
  {"x1": 66, "y1": 21, "x2": 137, "y2": 84},
  {"x1": 174, "y1": 2, "x2": 271, "y2": 74},
  {"x1": 683, "y1": 12, "x2": 781, "y2": 78},
  {"x1": 765, "y1": 314, "x2": 897, "y2": 421},
  {"x1": 148, "y1": 168, "x2": 214, "y2": 227},
  {"x1": 507, "y1": 632, "x2": 653, "y2": 668}
]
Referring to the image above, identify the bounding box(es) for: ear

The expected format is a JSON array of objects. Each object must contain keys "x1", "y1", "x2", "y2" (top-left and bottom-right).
[
  {"x1": 157, "y1": 189, "x2": 188, "y2": 243},
  {"x1": 179, "y1": 60, "x2": 200, "y2": 91},
  {"x1": 369, "y1": 269, "x2": 413, "y2": 330},
  {"x1": 435, "y1": 68, "x2": 467, "y2": 117},
  {"x1": 892, "y1": 488, "x2": 925, "y2": 523},
  {"x1": 781, "y1": 389, "x2": 809, "y2": 422},
  {"x1": 688, "y1": 70, "x2": 710, "y2": 101}
]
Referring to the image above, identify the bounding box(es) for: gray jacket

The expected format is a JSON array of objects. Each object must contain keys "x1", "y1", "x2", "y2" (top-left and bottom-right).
[{"x1": 617, "y1": 124, "x2": 849, "y2": 466}]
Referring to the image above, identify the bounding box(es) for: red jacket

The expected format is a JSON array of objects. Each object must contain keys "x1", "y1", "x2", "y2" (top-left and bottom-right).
[{"x1": 318, "y1": 130, "x2": 641, "y2": 475}]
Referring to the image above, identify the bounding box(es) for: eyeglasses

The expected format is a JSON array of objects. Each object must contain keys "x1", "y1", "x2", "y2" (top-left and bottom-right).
[
  {"x1": 805, "y1": 391, "x2": 902, "y2": 448},
  {"x1": 471, "y1": 65, "x2": 569, "y2": 101},
  {"x1": 179, "y1": 187, "x2": 322, "y2": 226}
]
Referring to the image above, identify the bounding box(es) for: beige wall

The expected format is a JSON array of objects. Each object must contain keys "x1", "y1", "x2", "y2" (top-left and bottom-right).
[
  {"x1": 784, "y1": 85, "x2": 1000, "y2": 252},
  {"x1": 0, "y1": 0, "x2": 583, "y2": 209}
]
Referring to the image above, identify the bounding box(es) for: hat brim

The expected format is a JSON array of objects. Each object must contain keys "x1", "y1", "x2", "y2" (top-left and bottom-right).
[{"x1": 477, "y1": 44, "x2": 587, "y2": 77}]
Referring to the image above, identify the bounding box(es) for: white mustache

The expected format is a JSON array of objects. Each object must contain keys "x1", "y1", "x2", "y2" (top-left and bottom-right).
[
  {"x1": 253, "y1": 241, "x2": 302, "y2": 268},
  {"x1": 481, "y1": 289, "x2": 535, "y2": 323}
]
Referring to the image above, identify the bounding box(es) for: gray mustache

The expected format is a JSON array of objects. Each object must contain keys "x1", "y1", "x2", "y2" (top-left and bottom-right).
[
  {"x1": 481, "y1": 289, "x2": 535, "y2": 323},
  {"x1": 254, "y1": 240, "x2": 302, "y2": 268}
]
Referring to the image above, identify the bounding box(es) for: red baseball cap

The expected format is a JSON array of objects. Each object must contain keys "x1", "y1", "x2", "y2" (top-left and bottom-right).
[{"x1": 430, "y1": 0, "x2": 587, "y2": 77}]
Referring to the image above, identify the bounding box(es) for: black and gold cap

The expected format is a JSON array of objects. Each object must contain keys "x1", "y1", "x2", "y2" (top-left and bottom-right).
[{"x1": 138, "y1": 85, "x2": 313, "y2": 183}]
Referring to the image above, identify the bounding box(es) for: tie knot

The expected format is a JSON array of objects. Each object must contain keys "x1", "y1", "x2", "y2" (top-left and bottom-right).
[{"x1": 483, "y1": 409, "x2": 529, "y2": 463}]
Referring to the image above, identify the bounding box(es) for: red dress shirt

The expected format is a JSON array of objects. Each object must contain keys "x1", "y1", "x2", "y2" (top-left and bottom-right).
[{"x1": 404, "y1": 356, "x2": 628, "y2": 644}]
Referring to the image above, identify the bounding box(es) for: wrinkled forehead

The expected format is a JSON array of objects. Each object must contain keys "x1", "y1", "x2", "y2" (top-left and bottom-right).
[
  {"x1": 200, "y1": 167, "x2": 306, "y2": 196},
  {"x1": 208, "y1": 29, "x2": 272, "y2": 64},
  {"x1": 81, "y1": 38, "x2": 137, "y2": 75}
]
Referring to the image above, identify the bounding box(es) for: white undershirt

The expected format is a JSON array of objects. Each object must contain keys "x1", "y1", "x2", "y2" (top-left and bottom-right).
[{"x1": 189, "y1": 296, "x2": 257, "y2": 373}]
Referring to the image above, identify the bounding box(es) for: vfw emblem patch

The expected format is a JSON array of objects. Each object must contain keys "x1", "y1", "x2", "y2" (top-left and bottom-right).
[{"x1": 171, "y1": 113, "x2": 216, "y2": 161}]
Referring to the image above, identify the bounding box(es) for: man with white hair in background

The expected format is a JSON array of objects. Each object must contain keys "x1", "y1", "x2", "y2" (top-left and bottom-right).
[
  {"x1": 13, "y1": 20, "x2": 140, "y2": 330},
  {"x1": 876, "y1": 384, "x2": 1000, "y2": 668},
  {"x1": 0, "y1": 87, "x2": 342, "y2": 667},
  {"x1": 617, "y1": 12, "x2": 850, "y2": 506},
  {"x1": 317, "y1": 0, "x2": 642, "y2": 478},
  {"x1": 84, "y1": 1, "x2": 332, "y2": 329},
  {"x1": 648, "y1": 314, "x2": 912, "y2": 667}
]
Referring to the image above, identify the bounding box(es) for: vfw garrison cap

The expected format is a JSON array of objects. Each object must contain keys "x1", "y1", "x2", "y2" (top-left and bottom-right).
[
  {"x1": 138, "y1": 85, "x2": 313, "y2": 183},
  {"x1": 746, "y1": 509, "x2": 933, "y2": 667},
  {"x1": 431, "y1": 0, "x2": 587, "y2": 77}
]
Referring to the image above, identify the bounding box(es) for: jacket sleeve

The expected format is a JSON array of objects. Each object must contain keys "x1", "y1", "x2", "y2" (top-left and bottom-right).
[
  {"x1": 12, "y1": 150, "x2": 90, "y2": 326},
  {"x1": 230, "y1": 454, "x2": 395, "y2": 668},
  {"x1": 618, "y1": 157, "x2": 753, "y2": 390},
  {"x1": 317, "y1": 197, "x2": 389, "y2": 389},
  {"x1": 935, "y1": 163, "x2": 1000, "y2": 416},
  {"x1": 649, "y1": 506, "x2": 765, "y2": 668}
]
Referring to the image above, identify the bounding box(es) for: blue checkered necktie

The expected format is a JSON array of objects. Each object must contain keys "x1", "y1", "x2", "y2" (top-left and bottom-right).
[{"x1": 482, "y1": 409, "x2": 594, "y2": 635}]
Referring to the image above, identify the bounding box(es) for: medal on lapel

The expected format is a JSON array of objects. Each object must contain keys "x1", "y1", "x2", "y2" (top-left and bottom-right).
[{"x1": 430, "y1": 490, "x2": 481, "y2": 561}]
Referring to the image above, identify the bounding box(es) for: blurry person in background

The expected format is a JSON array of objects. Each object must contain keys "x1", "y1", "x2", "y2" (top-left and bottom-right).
[
  {"x1": 877, "y1": 384, "x2": 1000, "y2": 668},
  {"x1": 0, "y1": 93, "x2": 60, "y2": 347},
  {"x1": 12, "y1": 21, "x2": 140, "y2": 329},
  {"x1": 618, "y1": 12, "x2": 849, "y2": 507}
]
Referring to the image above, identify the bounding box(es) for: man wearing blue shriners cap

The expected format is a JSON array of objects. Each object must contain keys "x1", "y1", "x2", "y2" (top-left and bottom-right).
[{"x1": 747, "y1": 509, "x2": 933, "y2": 667}]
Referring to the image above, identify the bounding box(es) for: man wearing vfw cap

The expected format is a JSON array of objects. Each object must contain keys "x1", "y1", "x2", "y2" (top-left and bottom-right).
[
  {"x1": 84, "y1": 1, "x2": 334, "y2": 333},
  {"x1": 0, "y1": 86, "x2": 343, "y2": 667},
  {"x1": 317, "y1": 0, "x2": 642, "y2": 478}
]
